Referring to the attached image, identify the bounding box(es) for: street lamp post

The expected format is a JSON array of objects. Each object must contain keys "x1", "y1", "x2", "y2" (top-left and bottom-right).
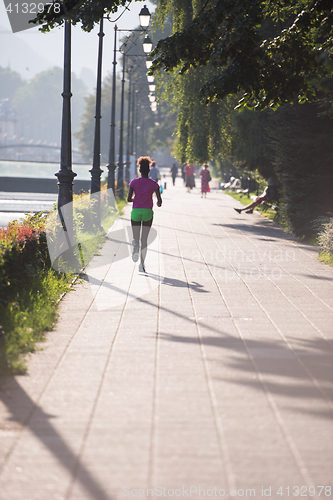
[
  {"x1": 135, "y1": 100, "x2": 139, "y2": 158},
  {"x1": 119, "y1": 54, "x2": 152, "y2": 192},
  {"x1": 117, "y1": 50, "x2": 126, "y2": 199},
  {"x1": 141, "y1": 112, "x2": 145, "y2": 153},
  {"x1": 107, "y1": 4, "x2": 151, "y2": 200},
  {"x1": 55, "y1": 20, "x2": 76, "y2": 216},
  {"x1": 106, "y1": 25, "x2": 118, "y2": 199},
  {"x1": 125, "y1": 68, "x2": 132, "y2": 184},
  {"x1": 90, "y1": 17, "x2": 104, "y2": 197},
  {"x1": 131, "y1": 82, "x2": 136, "y2": 157}
]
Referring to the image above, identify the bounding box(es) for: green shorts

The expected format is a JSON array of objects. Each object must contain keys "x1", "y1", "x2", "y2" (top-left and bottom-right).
[{"x1": 131, "y1": 208, "x2": 154, "y2": 222}]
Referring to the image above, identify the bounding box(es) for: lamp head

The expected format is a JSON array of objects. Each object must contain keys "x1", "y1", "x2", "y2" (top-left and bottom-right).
[
  {"x1": 143, "y1": 34, "x2": 153, "y2": 54},
  {"x1": 146, "y1": 57, "x2": 153, "y2": 69},
  {"x1": 139, "y1": 5, "x2": 151, "y2": 28}
]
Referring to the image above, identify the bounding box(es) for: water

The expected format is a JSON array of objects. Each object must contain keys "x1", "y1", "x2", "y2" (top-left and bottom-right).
[
  {"x1": 0, "y1": 160, "x2": 93, "y2": 180},
  {"x1": 0, "y1": 160, "x2": 106, "y2": 228}
]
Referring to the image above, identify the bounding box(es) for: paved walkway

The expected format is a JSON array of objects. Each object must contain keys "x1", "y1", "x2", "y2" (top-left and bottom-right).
[{"x1": 1, "y1": 173, "x2": 333, "y2": 500}]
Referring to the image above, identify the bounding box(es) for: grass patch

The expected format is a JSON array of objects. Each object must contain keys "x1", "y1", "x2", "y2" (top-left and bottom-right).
[
  {"x1": 0, "y1": 212, "x2": 76, "y2": 377},
  {"x1": 0, "y1": 269, "x2": 75, "y2": 376},
  {"x1": 318, "y1": 252, "x2": 333, "y2": 266},
  {"x1": 228, "y1": 191, "x2": 333, "y2": 268},
  {"x1": 0, "y1": 189, "x2": 127, "y2": 379}
]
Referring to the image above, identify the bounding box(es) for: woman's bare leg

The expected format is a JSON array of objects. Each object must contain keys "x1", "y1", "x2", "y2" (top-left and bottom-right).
[{"x1": 140, "y1": 218, "x2": 153, "y2": 266}]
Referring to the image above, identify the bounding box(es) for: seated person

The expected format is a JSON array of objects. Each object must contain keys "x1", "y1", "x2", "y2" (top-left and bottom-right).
[{"x1": 234, "y1": 178, "x2": 278, "y2": 214}]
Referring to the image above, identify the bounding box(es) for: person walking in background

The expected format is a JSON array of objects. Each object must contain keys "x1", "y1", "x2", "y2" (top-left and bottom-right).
[
  {"x1": 200, "y1": 163, "x2": 211, "y2": 198},
  {"x1": 149, "y1": 161, "x2": 160, "y2": 182},
  {"x1": 184, "y1": 161, "x2": 195, "y2": 192},
  {"x1": 170, "y1": 163, "x2": 178, "y2": 186},
  {"x1": 127, "y1": 156, "x2": 162, "y2": 273}
]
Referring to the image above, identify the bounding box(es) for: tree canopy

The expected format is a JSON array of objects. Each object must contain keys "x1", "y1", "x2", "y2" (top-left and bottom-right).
[
  {"x1": 31, "y1": 0, "x2": 138, "y2": 32},
  {"x1": 151, "y1": 0, "x2": 333, "y2": 109},
  {"x1": 0, "y1": 68, "x2": 24, "y2": 102},
  {"x1": 0, "y1": 66, "x2": 87, "y2": 147},
  {"x1": 147, "y1": 0, "x2": 333, "y2": 240}
]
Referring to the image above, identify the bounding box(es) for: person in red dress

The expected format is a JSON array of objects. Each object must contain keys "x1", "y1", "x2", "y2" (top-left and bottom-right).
[
  {"x1": 184, "y1": 162, "x2": 195, "y2": 192},
  {"x1": 200, "y1": 163, "x2": 211, "y2": 198}
]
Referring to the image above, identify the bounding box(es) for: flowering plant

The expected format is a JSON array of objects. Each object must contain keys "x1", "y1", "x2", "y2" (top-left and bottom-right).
[{"x1": 0, "y1": 213, "x2": 50, "y2": 305}]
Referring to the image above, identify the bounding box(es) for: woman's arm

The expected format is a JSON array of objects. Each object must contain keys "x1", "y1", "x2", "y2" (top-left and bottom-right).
[
  {"x1": 127, "y1": 186, "x2": 134, "y2": 203},
  {"x1": 155, "y1": 187, "x2": 162, "y2": 207}
]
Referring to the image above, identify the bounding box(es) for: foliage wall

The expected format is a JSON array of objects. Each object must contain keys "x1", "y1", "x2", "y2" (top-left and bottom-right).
[
  {"x1": 269, "y1": 103, "x2": 333, "y2": 238},
  {"x1": 149, "y1": 0, "x2": 333, "y2": 237}
]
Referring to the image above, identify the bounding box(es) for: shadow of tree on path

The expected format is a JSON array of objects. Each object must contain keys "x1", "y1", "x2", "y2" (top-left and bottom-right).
[
  {"x1": 158, "y1": 331, "x2": 333, "y2": 420},
  {"x1": 0, "y1": 375, "x2": 114, "y2": 500}
]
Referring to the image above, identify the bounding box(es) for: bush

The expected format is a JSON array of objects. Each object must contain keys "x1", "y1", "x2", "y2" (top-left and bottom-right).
[
  {"x1": 0, "y1": 213, "x2": 74, "y2": 375},
  {"x1": 269, "y1": 103, "x2": 333, "y2": 239},
  {"x1": 0, "y1": 213, "x2": 50, "y2": 305},
  {"x1": 0, "y1": 191, "x2": 126, "y2": 376},
  {"x1": 317, "y1": 217, "x2": 333, "y2": 256}
]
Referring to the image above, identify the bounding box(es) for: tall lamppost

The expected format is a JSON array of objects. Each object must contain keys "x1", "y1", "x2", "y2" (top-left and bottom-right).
[
  {"x1": 131, "y1": 83, "x2": 136, "y2": 156},
  {"x1": 117, "y1": 49, "x2": 126, "y2": 199},
  {"x1": 109, "y1": 5, "x2": 151, "y2": 199},
  {"x1": 90, "y1": 17, "x2": 105, "y2": 196},
  {"x1": 106, "y1": 24, "x2": 118, "y2": 199},
  {"x1": 104, "y1": 5, "x2": 151, "y2": 199},
  {"x1": 131, "y1": 84, "x2": 150, "y2": 159},
  {"x1": 55, "y1": 20, "x2": 76, "y2": 219},
  {"x1": 117, "y1": 50, "x2": 142, "y2": 198},
  {"x1": 125, "y1": 67, "x2": 132, "y2": 184},
  {"x1": 124, "y1": 58, "x2": 147, "y2": 184}
]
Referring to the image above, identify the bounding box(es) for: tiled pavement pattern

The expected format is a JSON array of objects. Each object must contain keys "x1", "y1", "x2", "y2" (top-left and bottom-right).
[{"x1": 0, "y1": 173, "x2": 332, "y2": 500}]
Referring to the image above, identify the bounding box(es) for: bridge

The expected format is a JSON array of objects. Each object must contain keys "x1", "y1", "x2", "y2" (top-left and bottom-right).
[{"x1": 0, "y1": 143, "x2": 83, "y2": 162}]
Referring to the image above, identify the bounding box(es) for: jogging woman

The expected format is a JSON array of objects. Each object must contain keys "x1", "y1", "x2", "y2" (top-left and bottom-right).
[{"x1": 127, "y1": 156, "x2": 162, "y2": 272}]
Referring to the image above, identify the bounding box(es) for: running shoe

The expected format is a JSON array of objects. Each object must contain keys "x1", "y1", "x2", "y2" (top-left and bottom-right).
[
  {"x1": 234, "y1": 208, "x2": 242, "y2": 214},
  {"x1": 132, "y1": 240, "x2": 139, "y2": 262},
  {"x1": 245, "y1": 209, "x2": 253, "y2": 214},
  {"x1": 138, "y1": 263, "x2": 146, "y2": 273}
]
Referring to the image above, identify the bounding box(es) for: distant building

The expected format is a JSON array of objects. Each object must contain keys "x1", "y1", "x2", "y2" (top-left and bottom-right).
[{"x1": 0, "y1": 99, "x2": 17, "y2": 146}]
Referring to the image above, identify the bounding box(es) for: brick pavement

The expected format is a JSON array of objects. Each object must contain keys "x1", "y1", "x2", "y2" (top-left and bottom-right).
[{"x1": 0, "y1": 174, "x2": 332, "y2": 500}]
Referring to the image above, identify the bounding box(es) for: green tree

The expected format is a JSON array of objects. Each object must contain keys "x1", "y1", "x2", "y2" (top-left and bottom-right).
[
  {"x1": 146, "y1": 97, "x2": 177, "y2": 154},
  {"x1": 166, "y1": 69, "x2": 238, "y2": 164},
  {"x1": 149, "y1": 6, "x2": 240, "y2": 165},
  {"x1": 149, "y1": 0, "x2": 333, "y2": 238},
  {"x1": 268, "y1": 103, "x2": 333, "y2": 238},
  {"x1": 231, "y1": 108, "x2": 275, "y2": 179},
  {"x1": 31, "y1": 0, "x2": 133, "y2": 32},
  {"x1": 75, "y1": 73, "x2": 117, "y2": 163},
  {"x1": 12, "y1": 67, "x2": 86, "y2": 145},
  {"x1": 151, "y1": 0, "x2": 333, "y2": 109},
  {"x1": 0, "y1": 68, "x2": 24, "y2": 102}
]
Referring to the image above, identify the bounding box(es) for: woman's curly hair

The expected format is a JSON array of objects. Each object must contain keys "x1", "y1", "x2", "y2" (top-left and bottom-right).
[{"x1": 137, "y1": 156, "x2": 152, "y2": 174}]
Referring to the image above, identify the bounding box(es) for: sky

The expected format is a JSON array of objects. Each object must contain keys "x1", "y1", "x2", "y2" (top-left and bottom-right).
[{"x1": 0, "y1": 0, "x2": 156, "y2": 91}]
